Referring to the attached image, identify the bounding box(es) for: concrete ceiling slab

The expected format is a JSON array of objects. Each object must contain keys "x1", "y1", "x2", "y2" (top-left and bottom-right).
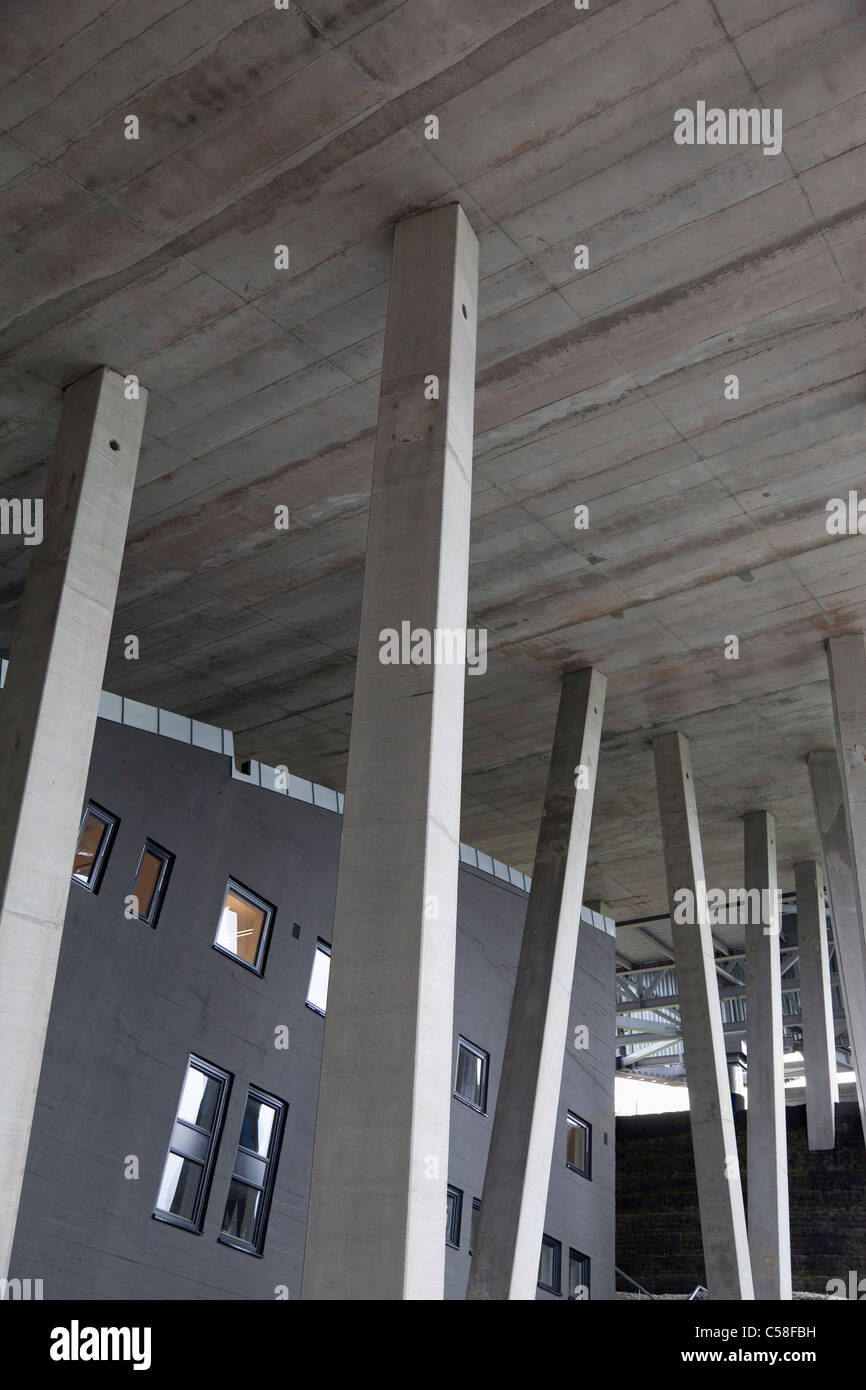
[{"x1": 2, "y1": 0, "x2": 866, "y2": 920}]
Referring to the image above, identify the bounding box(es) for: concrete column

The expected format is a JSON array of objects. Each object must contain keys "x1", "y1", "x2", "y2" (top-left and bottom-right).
[
  {"x1": 466, "y1": 667, "x2": 607, "y2": 1301},
  {"x1": 743, "y1": 811, "x2": 791, "y2": 1301},
  {"x1": 301, "y1": 204, "x2": 478, "y2": 1301},
  {"x1": 807, "y1": 748, "x2": 866, "y2": 1144},
  {"x1": 795, "y1": 860, "x2": 838, "y2": 1151},
  {"x1": 652, "y1": 732, "x2": 753, "y2": 1300},
  {"x1": 0, "y1": 368, "x2": 147, "y2": 1279}
]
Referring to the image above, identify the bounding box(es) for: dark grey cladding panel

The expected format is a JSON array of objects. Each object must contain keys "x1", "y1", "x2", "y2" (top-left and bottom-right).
[{"x1": 10, "y1": 717, "x2": 615, "y2": 1300}]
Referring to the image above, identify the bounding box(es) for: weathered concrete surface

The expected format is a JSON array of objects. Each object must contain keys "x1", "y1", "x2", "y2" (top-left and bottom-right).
[
  {"x1": 301, "y1": 204, "x2": 478, "y2": 1300},
  {"x1": 1, "y1": 3, "x2": 866, "y2": 916},
  {"x1": 807, "y1": 749, "x2": 866, "y2": 1143},
  {"x1": 653, "y1": 731, "x2": 753, "y2": 1300},
  {"x1": 467, "y1": 666, "x2": 606, "y2": 1300},
  {"x1": 743, "y1": 810, "x2": 791, "y2": 1300},
  {"x1": 0, "y1": 367, "x2": 146, "y2": 1279},
  {"x1": 794, "y1": 859, "x2": 838, "y2": 1151}
]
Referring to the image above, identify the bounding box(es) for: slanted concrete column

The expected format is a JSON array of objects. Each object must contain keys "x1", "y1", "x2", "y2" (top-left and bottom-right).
[
  {"x1": 301, "y1": 205, "x2": 478, "y2": 1301},
  {"x1": 0, "y1": 368, "x2": 147, "y2": 1279},
  {"x1": 466, "y1": 667, "x2": 606, "y2": 1301},
  {"x1": 807, "y1": 746, "x2": 866, "y2": 1144},
  {"x1": 652, "y1": 732, "x2": 753, "y2": 1300},
  {"x1": 794, "y1": 859, "x2": 837, "y2": 1150},
  {"x1": 743, "y1": 811, "x2": 791, "y2": 1300}
]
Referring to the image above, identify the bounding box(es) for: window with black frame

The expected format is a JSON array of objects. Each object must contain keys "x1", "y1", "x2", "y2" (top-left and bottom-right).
[
  {"x1": 538, "y1": 1234, "x2": 562, "y2": 1294},
  {"x1": 306, "y1": 940, "x2": 331, "y2": 1015},
  {"x1": 469, "y1": 1197, "x2": 481, "y2": 1254},
  {"x1": 446, "y1": 1186, "x2": 463, "y2": 1249},
  {"x1": 566, "y1": 1111, "x2": 592, "y2": 1178},
  {"x1": 72, "y1": 802, "x2": 118, "y2": 892},
  {"x1": 568, "y1": 1248, "x2": 591, "y2": 1300},
  {"x1": 154, "y1": 1056, "x2": 230, "y2": 1232},
  {"x1": 454, "y1": 1037, "x2": 489, "y2": 1113},
  {"x1": 213, "y1": 879, "x2": 275, "y2": 975},
  {"x1": 129, "y1": 838, "x2": 173, "y2": 927},
  {"x1": 219, "y1": 1087, "x2": 286, "y2": 1255}
]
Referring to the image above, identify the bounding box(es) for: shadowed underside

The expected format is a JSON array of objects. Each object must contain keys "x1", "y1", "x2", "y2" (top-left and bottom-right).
[{"x1": 2, "y1": 0, "x2": 866, "y2": 918}]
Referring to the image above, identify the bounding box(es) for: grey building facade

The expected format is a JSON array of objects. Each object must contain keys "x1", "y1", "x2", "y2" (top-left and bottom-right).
[{"x1": 8, "y1": 711, "x2": 615, "y2": 1301}]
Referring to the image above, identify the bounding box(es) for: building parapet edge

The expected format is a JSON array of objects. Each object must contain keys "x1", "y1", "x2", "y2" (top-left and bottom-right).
[{"x1": 0, "y1": 660, "x2": 615, "y2": 936}]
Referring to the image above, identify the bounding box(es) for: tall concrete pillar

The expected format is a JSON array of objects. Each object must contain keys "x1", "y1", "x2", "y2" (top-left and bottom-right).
[
  {"x1": 301, "y1": 205, "x2": 478, "y2": 1301},
  {"x1": 807, "y1": 747, "x2": 866, "y2": 1145},
  {"x1": 743, "y1": 811, "x2": 791, "y2": 1300},
  {"x1": 0, "y1": 368, "x2": 147, "y2": 1278},
  {"x1": 466, "y1": 667, "x2": 607, "y2": 1301},
  {"x1": 794, "y1": 859, "x2": 837, "y2": 1151},
  {"x1": 652, "y1": 732, "x2": 753, "y2": 1300}
]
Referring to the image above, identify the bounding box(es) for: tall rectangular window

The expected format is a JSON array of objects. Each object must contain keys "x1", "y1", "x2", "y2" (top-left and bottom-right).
[
  {"x1": 155, "y1": 1056, "x2": 230, "y2": 1233},
  {"x1": 306, "y1": 940, "x2": 331, "y2": 1015},
  {"x1": 568, "y1": 1248, "x2": 591, "y2": 1300},
  {"x1": 566, "y1": 1112, "x2": 592, "y2": 1178},
  {"x1": 445, "y1": 1186, "x2": 463, "y2": 1249},
  {"x1": 219, "y1": 1087, "x2": 286, "y2": 1256},
  {"x1": 72, "y1": 802, "x2": 118, "y2": 892},
  {"x1": 469, "y1": 1198, "x2": 481, "y2": 1255},
  {"x1": 538, "y1": 1234, "x2": 561, "y2": 1294},
  {"x1": 213, "y1": 879, "x2": 275, "y2": 975},
  {"x1": 130, "y1": 839, "x2": 173, "y2": 927},
  {"x1": 454, "y1": 1038, "x2": 489, "y2": 1113}
]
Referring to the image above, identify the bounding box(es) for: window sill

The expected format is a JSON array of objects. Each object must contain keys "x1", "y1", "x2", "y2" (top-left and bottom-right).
[
  {"x1": 218, "y1": 1234, "x2": 264, "y2": 1258},
  {"x1": 152, "y1": 1210, "x2": 202, "y2": 1235},
  {"x1": 213, "y1": 943, "x2": 265, "y2": 977},
  {"x1": 453, "y1": 1093, "x2": 486, "y2": 1116}
]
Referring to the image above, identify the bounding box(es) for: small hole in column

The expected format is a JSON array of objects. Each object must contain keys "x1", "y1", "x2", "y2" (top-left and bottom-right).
[
  {"x1": 109, "y1": 439, "x2": 119, "y2": 451},
  {"x1": 461, "y1": 304, "x2": 467, "y2": 319}
]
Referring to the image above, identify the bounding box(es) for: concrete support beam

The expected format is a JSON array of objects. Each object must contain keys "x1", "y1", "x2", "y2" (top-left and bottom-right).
[
  {"x1": 743, "y1": 811, "x2": 791, "y2": 1301},
  {"x1": 794, "y1": 860, "x2": 838, "y2": 1151},
  {"x1": 807, "y1": 639, "x2": 866, "y2": 1149},
  {"x1": 652, "y1": 732, "x2": 753, "y2": 1300},
  {"x1": 0, "y1": 368, "x2": 147, "y2": 1279},
  {"x1": 301, "y1": 205, "x2": 478, "y2": 1301},
  {"x1": 807, "y1": 751, "x2": 866, "y2": 1141},
  {"x1": 466, "y1": 667, "x2": 606, "y2": 1301}
]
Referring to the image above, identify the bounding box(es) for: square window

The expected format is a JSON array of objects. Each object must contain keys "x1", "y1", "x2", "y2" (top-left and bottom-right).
[
  {"x1": 306, "y1": 940, "x2": 331, "y2": 1015},
  {"x1": 72, "y1": 802, "x2": 118, "y2": 892},
  {"x1": 568, "y1": 1248, "x2": 590, "y2": 1300},
  {"x1": 566, "y1": 1112, "x2": 591, "y2": 1178},
  {"x1": 154, "y1": 1056, "x2": 230, "y2": 1234},
  {"x1": 130, "y1": 839, "x2": 173, "y2": 927},
  {"x1": 219, "y1": 1087, "x2": 286, "y2": 1256},
  {"x1": 446, "y1": 1186, "x2": 463, "y2": 1248},
  {"x1": 213, "y1": 879, "x2": 275, "y2": 975},
  {"x1": 454, "y1": 1038, "x2": 489, "y2": 1113},
  {"x1": 538, "y1": 1234, "x2": 561, "y2": 1294}
]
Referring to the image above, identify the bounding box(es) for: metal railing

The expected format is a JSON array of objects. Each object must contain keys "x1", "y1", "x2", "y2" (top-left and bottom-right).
[{"x1": 615, "y1": 1266, "x2": 658, "y2": 1299}]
